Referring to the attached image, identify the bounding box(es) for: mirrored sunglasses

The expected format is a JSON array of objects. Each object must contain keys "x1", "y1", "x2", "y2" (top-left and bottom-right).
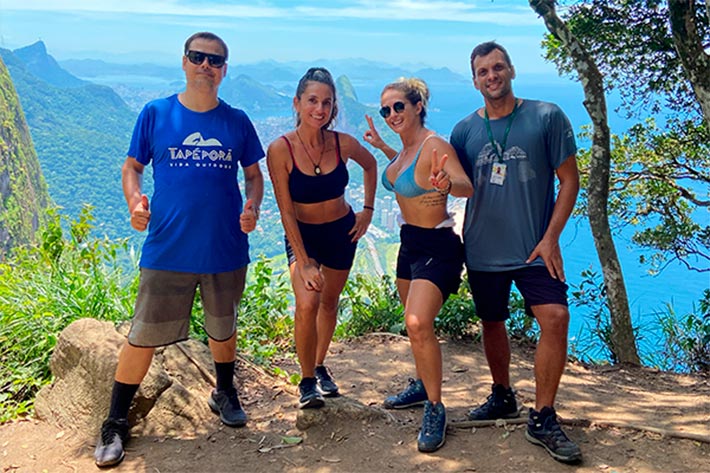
[
  {"x1": 186, "y1": 50, "x2": 226, "y2": 68},
  {"x1": 379, "y1": 101, "x2": 406, "y2": 118}
]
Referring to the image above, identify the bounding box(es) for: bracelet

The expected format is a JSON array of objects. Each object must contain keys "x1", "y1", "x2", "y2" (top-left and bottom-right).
[
  {"x1": 363, "y1": 205, "x2": 375, "y2": 211},
  {"x1": 437, "y1": 180, "x2": 452, "y2": 196}
]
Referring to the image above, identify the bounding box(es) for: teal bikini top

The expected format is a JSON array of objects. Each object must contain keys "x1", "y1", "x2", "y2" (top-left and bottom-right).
[{"x1": 381, "y1": 136, "x2": 438, "y2": 198}]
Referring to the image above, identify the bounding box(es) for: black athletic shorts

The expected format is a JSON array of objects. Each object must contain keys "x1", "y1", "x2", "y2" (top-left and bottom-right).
[
  {"x1": 396, "y1": 224, "x2": 464, "y2": 299},
  {"x1": 285, "y1": 209, "x2": 357, "y2": 270},
  {"x1": 467, "y1": 265, "x2": 568, "y2": 322}
]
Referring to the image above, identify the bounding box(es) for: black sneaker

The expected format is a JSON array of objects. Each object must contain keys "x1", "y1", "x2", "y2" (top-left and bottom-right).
[
  {"x1": 526, "y1": 406, "x2": 582, "y2": 463},
  {"x1": 383, "y1": 378, "x2": 427, "y2": 409},
  {"x1": 298, "y1": 377, "x2": 325, "y2": 409},
  {"x1": 417, "y1": 401, "x2": 447, "y2": 453},
  {"x1": 467, "y1": 383, "x2": 521, "y2": 424},
  {"x1": 208, "y1": 388, "x2": 248, "y2": 427},
  {"x1": 94, "y1": 418, "x2": 129, "y2": 468},
  {"x1": 315, "y1": 365, "x2": 339, "y2": 397}
]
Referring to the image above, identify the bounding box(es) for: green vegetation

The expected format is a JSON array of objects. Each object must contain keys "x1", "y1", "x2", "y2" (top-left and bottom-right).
[
  {"x1": 571, "y1": 268, "x2": 709, "y2": 373},
  {"x1": 0, "y1": 207, "x2": 133, "y2": 422},
  {"x1": 0, "y1": 55, "x2": 50, "y2": 255}
]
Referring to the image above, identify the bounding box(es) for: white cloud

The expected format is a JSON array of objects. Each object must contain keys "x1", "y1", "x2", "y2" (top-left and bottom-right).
[{"x1": 2, "y1": 0, "x2": 540, "y2": 25}]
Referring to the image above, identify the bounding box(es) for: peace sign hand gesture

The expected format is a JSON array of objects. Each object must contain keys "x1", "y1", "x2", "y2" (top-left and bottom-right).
[
  {"x1": 363, "y1": 114, "x2": 386, "y2": 150},
  {"x1": 429, "y1": 148, "x2": 451, "y2": 194}
]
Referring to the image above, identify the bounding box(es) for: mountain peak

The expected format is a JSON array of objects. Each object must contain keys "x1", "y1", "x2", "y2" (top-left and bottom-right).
[
  {"x1": 12, "y1": 41, "x2": 85, "y2": 89},
  {"x1": 15, "y1": 40, "x2": 48, "y2": 59}
]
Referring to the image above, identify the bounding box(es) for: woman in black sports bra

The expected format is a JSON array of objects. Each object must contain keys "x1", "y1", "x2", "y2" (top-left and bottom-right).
[{"x1": 267, "y1": 67, "x2": 377, "y2": 410}]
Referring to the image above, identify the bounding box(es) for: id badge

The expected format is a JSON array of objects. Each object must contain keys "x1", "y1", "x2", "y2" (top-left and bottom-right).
[{"x1": 490, "y1": 162, "x2": 507, "y2": 186}]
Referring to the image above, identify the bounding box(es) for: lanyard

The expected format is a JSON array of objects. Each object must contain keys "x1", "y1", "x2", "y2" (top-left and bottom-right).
[{"x1": 484, "y1": 100, "x2": 519, "y2": 162}]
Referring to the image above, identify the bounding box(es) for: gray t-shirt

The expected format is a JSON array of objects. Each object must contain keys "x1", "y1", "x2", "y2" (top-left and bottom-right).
[{"x1": 450, "y1": 99, "x2": 576, "y2": 271}]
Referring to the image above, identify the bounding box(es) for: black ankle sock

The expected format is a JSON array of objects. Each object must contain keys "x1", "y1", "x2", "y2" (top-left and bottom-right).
[
  {"x1": 214, "y1": 360, "x2": 235, "y2": 392},
  {"x1": 108, "y1": 381, "x2": 139, "y2": 420}
]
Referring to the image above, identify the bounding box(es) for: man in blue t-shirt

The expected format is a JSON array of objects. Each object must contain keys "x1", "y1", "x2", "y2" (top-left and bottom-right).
[
  {"x1": 450, "y1": 41, "x2": 581, "y2": 464},
  {"x1": 94, "y1": 32, "x2": 265, "y2": 468}
]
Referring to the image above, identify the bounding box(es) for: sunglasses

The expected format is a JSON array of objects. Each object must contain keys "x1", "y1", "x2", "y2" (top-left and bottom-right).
[
  {"x1": 186, "y1": 50, "x2": 226, "y2": 68},
  {"x1": 379, "y1": 101, "x2": 406, "y2": 118}
]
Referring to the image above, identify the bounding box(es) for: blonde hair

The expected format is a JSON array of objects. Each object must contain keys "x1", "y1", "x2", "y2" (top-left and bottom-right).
[{"x1": 382, "y1": 77, "x2": 430, "y2": 125}]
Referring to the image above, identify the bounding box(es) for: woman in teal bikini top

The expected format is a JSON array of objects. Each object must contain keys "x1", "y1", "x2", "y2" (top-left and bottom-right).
[
  {"x1": 381, "y1": 135, "x2": 439, "y2": 198},
  {"x1": 362, "y1": 77, "x2": 472, "y2": 454}
]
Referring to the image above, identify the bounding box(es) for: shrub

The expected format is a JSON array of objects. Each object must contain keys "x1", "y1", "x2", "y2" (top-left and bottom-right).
[
  {"x1": 650, "y1": 289, "x2": 710, "y2": 374},
  {"x1": 336, "y1": 273, "x2": 403, "y2": 338},
  {"x1": 0, "y1": 207, "x2": 134, "y2": 422}
]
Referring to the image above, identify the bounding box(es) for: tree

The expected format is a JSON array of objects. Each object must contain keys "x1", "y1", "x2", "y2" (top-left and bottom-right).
[
  {"x1": 529, "y1": 0, "x2": 641, "y2": 364},
  {"x1": 538, "y1": 0, "x2": 709, "y2": 272},
  {"x1": 669, "y1": 0, "x2": 710, "y2": 128}
]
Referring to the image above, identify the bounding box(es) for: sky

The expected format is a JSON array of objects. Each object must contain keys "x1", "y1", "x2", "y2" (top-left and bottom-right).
[{"x1": 0, "y1": 0, "x2": 564, "y2": 76}]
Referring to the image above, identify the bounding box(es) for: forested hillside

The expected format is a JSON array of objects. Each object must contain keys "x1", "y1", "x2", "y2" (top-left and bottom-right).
[
  {"x1": 0, "y1": 55, "x2": 50, "y2": 256},
  {"x1": 0, "y1": 42, "x2": 136, "y2": 240}
]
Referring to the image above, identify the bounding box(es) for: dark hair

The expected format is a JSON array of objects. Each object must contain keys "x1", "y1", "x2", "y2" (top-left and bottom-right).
[
  {"x1": 470, "y1": 41, "x2": 512, "y2": 77},
  {"x1": 184, "y1": 32, "x2": 229, "y2": 61},
  {"x1": 381, "y1": 77, "x2": 430, "y2": 125},
  {"x1": 295, "y1": 67, "x2": 338, "y2": 130}
]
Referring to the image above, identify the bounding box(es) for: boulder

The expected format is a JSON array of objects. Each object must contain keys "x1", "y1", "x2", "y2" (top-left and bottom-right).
[{"x1": 34, "y1": 318, "x2": 215, "y2": 439}]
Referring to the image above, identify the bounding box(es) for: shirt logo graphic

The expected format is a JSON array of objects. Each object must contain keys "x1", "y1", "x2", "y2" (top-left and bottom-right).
[
  {"x1": 182, "y1": 132, "x2": 223, "y2": 147},
  {"x1": 169, "y1": 131, "x2": 233, "y2": 168}
]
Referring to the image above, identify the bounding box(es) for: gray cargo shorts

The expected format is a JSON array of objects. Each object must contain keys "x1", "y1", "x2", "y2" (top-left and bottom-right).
[{"x1": 127, "y1": 267, "x2": 247, "y2": 347}]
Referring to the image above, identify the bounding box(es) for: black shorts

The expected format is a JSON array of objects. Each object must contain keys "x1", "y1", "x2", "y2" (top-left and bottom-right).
[
  {"x1": 467, "y1": 265, "x2": 568, "y2": 322},
  {"x1": 285, "y1": 209, "x2": 357, "y2": 270},
  {"x1": 397, "y1": 224, "x2": 464, "y2": 299}
]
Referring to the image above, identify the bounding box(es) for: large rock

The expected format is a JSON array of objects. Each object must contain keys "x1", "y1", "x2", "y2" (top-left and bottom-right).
[{"x1": 34, "y1": 318, "x2": 215, "y2": 439}]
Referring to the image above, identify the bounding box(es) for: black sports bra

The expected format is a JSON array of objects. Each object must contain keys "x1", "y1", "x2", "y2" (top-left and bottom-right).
[{"x1": 283, "y1": 131, "x2": 349, "y2": 204}]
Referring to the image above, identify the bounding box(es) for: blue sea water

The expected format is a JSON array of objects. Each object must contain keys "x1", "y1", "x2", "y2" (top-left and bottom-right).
[{"x1": 351, "y1": 76, "x2": 709, "y2": 356}]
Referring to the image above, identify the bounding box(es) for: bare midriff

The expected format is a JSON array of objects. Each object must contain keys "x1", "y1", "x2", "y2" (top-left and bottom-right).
[
  {"x1": 397, "y1": 193, "x2": 450, "y2": 228},
  {"x1": 294, "y1": 195, "x2": 350, "y2": 224}
]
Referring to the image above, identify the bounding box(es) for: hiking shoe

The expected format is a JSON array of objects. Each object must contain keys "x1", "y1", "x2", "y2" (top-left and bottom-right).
[
  {"x1": 467, "y1": 383, "x2": 521, "y2": 424},
  {"x1": 526, "y1": 406, "x2": 582, "y2": 463},
  {"x1": 299, "y1": 377, "x2": 325, "y2": 409},
  {"x1": 315, "y1": 365, "x2": 339, "y2": 397},
  {"x1": 94, "y1": 417, "x2": 129, "y2": 468},
  {"x1": 208, "y1": 388, "x2": 248, "y2": 427},
  {"x1": 417, "y1": 401, "x2": 447, "y2": 453},
  {"x1": 383, "y1": 378, "x2": 427, "y2": 409}
]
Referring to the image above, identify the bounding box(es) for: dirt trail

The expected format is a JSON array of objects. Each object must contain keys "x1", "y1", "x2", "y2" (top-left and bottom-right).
[{"x1": 2, "y1": 334, "x2": 710, "y2": 472}]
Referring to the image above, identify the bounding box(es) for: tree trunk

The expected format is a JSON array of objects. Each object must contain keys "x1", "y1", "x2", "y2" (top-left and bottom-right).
[
  {"x1": 668, "y1": 0, "x2": 710, "y2": 128},
  {"x1": 529, "y1": 0, "x2": 641, "y2": 364}
]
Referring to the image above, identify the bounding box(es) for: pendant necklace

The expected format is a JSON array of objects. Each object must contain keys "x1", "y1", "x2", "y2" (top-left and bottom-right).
[{"x1": 296, "y1": 129, "x2": 325, "y2": 175}]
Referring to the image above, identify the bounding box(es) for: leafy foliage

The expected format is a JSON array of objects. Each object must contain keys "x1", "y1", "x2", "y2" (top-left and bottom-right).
[
  {"x1": 569, "y1": 268, "x2": 617, "y2": 363},
  {"x1": 650, "y1": 289, "x2": 710, "y2": 374},
  {"x1": 0, "y1": 207, "x2": 134, "y2": 422},
  {"x1": 236, "y1": 256, "x2": 294, "y2": 364},
  {"x1": 337, "y1": 273, "x2": 403, "y2": 337},
  {"x1": 545, "y1": 2, "x2": 710, "y2": 273},
  {"x1": 544, "y1": 0, "x2": 708, "y2": 118},
  {"x1": 575, "y1": 119, "x2": 709, "y2": 272}
]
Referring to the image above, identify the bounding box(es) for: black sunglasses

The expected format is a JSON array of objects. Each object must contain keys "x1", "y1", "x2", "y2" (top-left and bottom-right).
[
  {"x1": 379, "y1": 101, "x2": 406, "y2": 118},
  {"x1": 186, "y1": 50, "x2": 226, "y2": 68}
]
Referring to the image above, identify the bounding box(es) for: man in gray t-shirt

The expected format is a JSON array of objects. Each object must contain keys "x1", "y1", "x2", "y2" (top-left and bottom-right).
[{"x1": 450, "y1": 41, "x2": 581, "y2": 464}]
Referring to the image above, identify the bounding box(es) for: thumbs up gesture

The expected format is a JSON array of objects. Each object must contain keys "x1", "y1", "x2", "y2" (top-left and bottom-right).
[
  {"x1": 429, "y1": 149, "x2": 451, "y2": 194},
  {"x1": 130, "y1": 194, "x2": 151, "y2": 231},
  {"x1": 240, "y1": 198, "x2": 258, "y2": 233}
]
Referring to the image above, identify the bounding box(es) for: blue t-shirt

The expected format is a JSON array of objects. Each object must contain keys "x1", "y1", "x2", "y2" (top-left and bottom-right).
[
  {"x1": 450, "y1": 99, "x2": 576, "y2": 271},
  {"x1": 128, "y1": 94, "x2": 265, "y2": 273}
]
